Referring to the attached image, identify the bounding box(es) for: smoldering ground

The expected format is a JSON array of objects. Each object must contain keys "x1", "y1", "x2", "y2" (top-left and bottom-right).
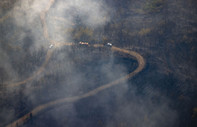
[{"x1": 1, "y1": 0, "x2": 197, "y2": 127}]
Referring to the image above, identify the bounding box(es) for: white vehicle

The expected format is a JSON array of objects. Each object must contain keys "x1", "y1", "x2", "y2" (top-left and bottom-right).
[
  {"x1": 106, "y1": 43, "x2": 112, "y2": 47},
  {"x1": 49, "y1": 44, "x2": 54, "y2": 49}
]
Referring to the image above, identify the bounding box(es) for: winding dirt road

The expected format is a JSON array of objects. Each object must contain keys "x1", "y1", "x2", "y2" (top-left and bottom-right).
[
  {"x1": 6, "y1": 49, "x2": 54, "y2": 87},
  {"x1": 6, "y1": 44, "x2": 145, "y2": 127},
  {"x1": 1, "y1": 0, "x2": 146, "y2": 127}
]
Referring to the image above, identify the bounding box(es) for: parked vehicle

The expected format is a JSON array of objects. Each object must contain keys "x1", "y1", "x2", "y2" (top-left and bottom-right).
[
  {"x1": 106, "y1": 43, "x2": 112, "y2": 47},
  {"x1": 49, "y1": 44, "x2": 54, "y2": 49},
  {"x1": 79, "y1": 41, "x2": 89, "y2": 45}
]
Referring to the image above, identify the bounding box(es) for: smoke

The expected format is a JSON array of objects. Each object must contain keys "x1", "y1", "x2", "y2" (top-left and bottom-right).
[
  {"x1": 52, "y1": 0, "x2": 110, "y2": 26},
  {"x1": 9, "y1": 0, "x2": 110, "y2": 50},
  {"x1": 105, "y1": 89, "x2": 178, "y2": 127},
  {"x1": 2, "y1": 0, "x2": 195, "y2": 127},
  {"x1": 0, "y1": 0, "x2": 110, "y2": 126},
  {"x1": 0, "y1": 47, "x2": 19, "y2": 82}
]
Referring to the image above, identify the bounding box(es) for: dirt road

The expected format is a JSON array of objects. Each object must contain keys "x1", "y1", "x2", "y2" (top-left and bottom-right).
[
  {"x1": 5, "y1": 43, "x2": 145, "y2": 127},
  {"x1": 2, "y1": 0, "x2": 146, "y2": 126}
]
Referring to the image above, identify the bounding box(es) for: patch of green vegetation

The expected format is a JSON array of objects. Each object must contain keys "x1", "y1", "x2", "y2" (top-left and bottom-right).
[
  {"x1": 138, "y1": 28, "x2": 152, "y2": 36},
  {"x1": 144, "y1": 0, "x2": 165, "y2": 13},
  {"x1": 72, "y1": 26, "x2": 94, "y2": 42}
]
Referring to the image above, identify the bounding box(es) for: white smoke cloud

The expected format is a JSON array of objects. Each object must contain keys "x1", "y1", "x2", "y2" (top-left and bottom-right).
[
  {"x1": 10, "y1": 0, "x2": 110, "y2": 50},
  {"x1": 0, "y1": 47, "x2": 19, "y2": 82}
]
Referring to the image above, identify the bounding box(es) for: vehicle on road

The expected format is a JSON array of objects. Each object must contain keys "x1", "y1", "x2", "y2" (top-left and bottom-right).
[
  {"x1": 79, "y1": 41, "x2": 89, "y2": 45},
  {"x1": 49, "y1": 44, "x2": 54, "y2": 49},
  {"x1": 106, "y1": 43, "x2": 112, "y2": 47}
]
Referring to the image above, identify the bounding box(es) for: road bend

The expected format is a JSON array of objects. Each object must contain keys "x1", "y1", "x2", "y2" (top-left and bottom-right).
[{"x1": 6, "y1": 44, "x2": 145, "y2": 127}]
